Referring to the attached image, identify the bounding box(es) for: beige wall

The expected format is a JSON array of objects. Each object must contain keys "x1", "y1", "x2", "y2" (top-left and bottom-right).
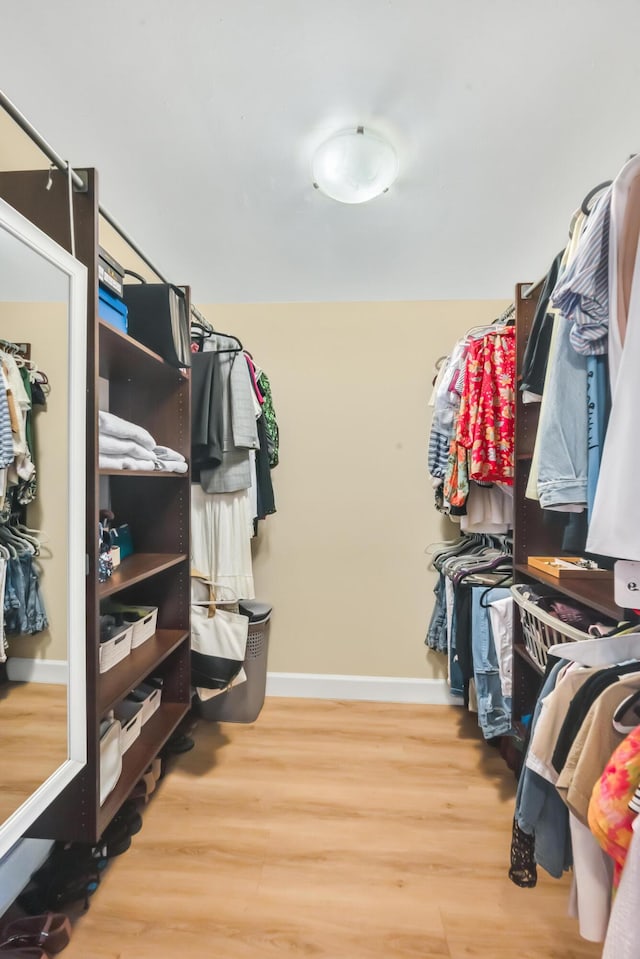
[
  {"x1": 0, "y1": 110, "x2": 48, "y2": 171},
  {"x1": 0, "y1": 304, "x2": 69, "y2": 662},
  {"x1": 196, "y1": 300, "x2": 508, "y2": 679}
]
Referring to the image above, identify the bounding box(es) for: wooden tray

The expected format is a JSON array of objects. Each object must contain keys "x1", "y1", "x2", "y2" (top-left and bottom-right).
[{"x1": 527, "y1": 556, "x2": 613, "y2": 580}]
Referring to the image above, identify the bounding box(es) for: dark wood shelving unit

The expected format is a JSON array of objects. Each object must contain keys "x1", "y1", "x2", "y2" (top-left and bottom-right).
[
  {"x1": 93, "y1": 301, "x2": 191, "y2": 841},
  {"x1": 0, "y1": 167, "x2": 191, "y2": 846},
  {"x1": 98, "y1": 703, "x2": 188, "y2": 831},
  {"x1": 98, "y1": 553, "x2": 187, "y2": 599},
  {"x1": 98, "y1": 629, "x2": 189, "y2": 714}
]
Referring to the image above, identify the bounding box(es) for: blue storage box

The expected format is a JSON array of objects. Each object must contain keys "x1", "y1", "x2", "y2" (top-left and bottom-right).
[{"x1": 98, "y1": 285, "x2": 128, "y2": 334}]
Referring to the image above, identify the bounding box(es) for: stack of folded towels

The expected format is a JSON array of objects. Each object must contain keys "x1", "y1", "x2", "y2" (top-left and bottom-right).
[
  {"x1": 154, "y1": 445, "x2": 188, "y2": 473},
  {"x1": 99, "y1": 411, "x2": 188, "y2": 473}
]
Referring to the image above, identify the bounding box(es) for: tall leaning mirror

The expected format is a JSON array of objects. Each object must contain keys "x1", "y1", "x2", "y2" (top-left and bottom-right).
[{"x1": 0, "y1": 194, "x2": 86, "y2": 858}]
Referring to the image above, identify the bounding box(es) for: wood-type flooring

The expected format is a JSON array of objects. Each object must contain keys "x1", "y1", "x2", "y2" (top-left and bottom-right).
[{"x1": 61, "y1": 699, "x2": 601, "y2": 958}]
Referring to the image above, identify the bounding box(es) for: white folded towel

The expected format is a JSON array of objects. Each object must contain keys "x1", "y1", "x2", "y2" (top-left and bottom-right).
[
  {"x1": 156, "y1": 460, "x2": 188, "y2": 473},
  {"x1": 99, "y1": 453, "x2": 157, "y2": 471},
  {"x1": 154, "y1": 445, "x2": 186, "y2": 463},
  {"x1": 99, "y1": 411, "x2": 156, "y2": 452},
  {"x1": 100, "y1": 434, "x2": 156, "y2": 460}
]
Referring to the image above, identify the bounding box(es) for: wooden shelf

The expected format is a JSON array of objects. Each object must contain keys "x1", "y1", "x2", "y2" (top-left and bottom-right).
[
  {"x1": 99, "y1": 469, "x2": 189, "y2": 478},
  {"x1": 98, "y1": 553, "x2": 187, "y2": 598},
  {"x1": 98, "y1": 320, "x2": 188, "y2": 385},
  {"x1": 514, "y1": 563, "x2": 623, "y2": 620},
  {"x1": 514, "y1": 643, "x2": 544, "y2": 676},
  {"x1": 98, "y1": 702, "x2": 188, "y2": 831},
  {"x1": 98, "y1": 630, "x2": 189, "y2": 714}
]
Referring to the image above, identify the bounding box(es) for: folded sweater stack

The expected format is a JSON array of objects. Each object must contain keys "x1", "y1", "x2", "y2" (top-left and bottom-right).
[{"x1": 99, "y1": 411, "x2": 187, "y2": 473}]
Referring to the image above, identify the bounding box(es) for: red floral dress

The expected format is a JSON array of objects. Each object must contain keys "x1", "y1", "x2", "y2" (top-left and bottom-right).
[{"x1": 456, "y1": 328, "x2": 515, "y2": 485}]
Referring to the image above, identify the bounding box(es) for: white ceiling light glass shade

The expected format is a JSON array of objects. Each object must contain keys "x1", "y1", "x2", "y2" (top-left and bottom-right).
[{"x1": 312, "y1": 126, "x2": 399, "y2": 204}]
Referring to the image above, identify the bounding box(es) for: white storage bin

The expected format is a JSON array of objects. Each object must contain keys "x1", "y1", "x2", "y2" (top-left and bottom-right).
[
  {"x1": 105, "y1": 604, "x2": 158, "y2": 648},
  {"x1": 130, "y1": 682, "x2": 162, "y2": 725},
  {"x1": 114, "y1": 700, "x2": 143, "y2": 753},
  {"x1": 99, "y1": 716, "x2": 122, "y2": 806},
  {"x1": 99, "y1": 624, "x2": 134, "y2": 674}
]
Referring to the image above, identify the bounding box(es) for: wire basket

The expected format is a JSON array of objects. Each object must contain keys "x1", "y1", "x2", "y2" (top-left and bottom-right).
[{"x1": 511, "y1": 584, "x2": 592, "y2": 670}]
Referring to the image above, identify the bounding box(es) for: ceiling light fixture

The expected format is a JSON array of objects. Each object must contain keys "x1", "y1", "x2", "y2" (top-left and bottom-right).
[{"x1": 312, "y1": 126, "x2": 399, "y2": 204}]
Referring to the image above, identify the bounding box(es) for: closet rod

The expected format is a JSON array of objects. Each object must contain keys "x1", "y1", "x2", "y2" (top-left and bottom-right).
[
  {"x1": 523, "y1": 276, "x2": 545, "y2": 299},
  {"x1": 0, "y1": 89, "x2": 199, "y2": 304}
]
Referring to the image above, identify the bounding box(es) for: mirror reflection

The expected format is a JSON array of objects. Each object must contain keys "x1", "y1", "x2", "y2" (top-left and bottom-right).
[{"x1": 0, "y1": 225, "x2": 70, "y2": 826}]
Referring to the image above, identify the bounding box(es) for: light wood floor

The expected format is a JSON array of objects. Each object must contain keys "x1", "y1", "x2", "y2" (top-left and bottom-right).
[
  {"x1": 0, "y1": 681, "x2": 67, "y2": 823},
  {"x1": 63, "y1": 699, "x2": 600, "y2": 959}
]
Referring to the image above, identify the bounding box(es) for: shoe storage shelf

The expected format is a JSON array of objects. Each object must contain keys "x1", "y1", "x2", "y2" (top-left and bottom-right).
[{"x1": 0, "y1": 169, "x2": 191, "y2": 843}]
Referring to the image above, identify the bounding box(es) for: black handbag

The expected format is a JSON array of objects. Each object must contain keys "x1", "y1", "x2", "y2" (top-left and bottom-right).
[{"x1": 122, "y1": 272, "x2": 192, "y2": 368}]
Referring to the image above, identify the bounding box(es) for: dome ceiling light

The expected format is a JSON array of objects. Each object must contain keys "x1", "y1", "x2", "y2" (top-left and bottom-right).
[{"x1": 312, "y1": 126, "x2": 399, "y2": 204}]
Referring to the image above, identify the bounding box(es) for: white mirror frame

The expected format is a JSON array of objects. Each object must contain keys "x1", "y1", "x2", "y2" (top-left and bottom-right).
[{"x1": 0, "y1": 195, "x2": 87, "y2": 859}]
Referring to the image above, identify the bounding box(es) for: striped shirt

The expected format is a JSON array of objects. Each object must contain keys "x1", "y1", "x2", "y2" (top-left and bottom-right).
[
  {"x1": 0, "y1": 366, "x2": 14, "y2": 469},
  {"x1": 552, "y1": 187, "x2": 612, "y2": 356}
]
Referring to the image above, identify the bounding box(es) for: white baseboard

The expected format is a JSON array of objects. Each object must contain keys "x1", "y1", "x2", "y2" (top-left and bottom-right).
[
  {"x1": 266, "y1": 672, "x2": 462, "y2": 705},
  {"x1": 6, "y1": 658, "x2": 67, "y2": 685}
]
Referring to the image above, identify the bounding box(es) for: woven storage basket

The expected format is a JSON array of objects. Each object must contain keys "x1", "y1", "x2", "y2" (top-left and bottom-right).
[{"x1": 511, "y1": 584, "x2": 592, "y2": 670}]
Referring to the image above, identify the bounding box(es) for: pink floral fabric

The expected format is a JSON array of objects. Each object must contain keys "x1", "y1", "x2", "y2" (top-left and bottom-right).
[{"x1": 456, "y1": 328, "x2": 515, "y2": 485}]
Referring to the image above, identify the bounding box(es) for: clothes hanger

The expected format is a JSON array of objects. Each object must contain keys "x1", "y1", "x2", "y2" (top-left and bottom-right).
[
  {"x1": 13, "y1": 524, "x2": 42, "y2": 554},
  {"x1": 0, "y1": 339, "x2": 24, "y2": 356},
  {"x1": 549, "y1": 632, "x2": 640, "y2": 667},
  {"x1": 453, "y1": 555, "x2": 512, "y2": 587},
  {"x1": 612, "y1": 688, "x2": 640, "y2": 730},
  {"x1": 190, "y1": 322, "x2": 243, "y2": 354},
  {"x1": 581, "y1": 180, "x2": 612, "y2": 215},
  {"x1": 1, "y1": 526, "x2": 34, "y2": 555},
  {"x1": 424, "y1": 536, "x2": 463, "y2": 555},
  {"x1": 191, "y1": 320, "x2": 213, "y2": 338},
  {"x1": 0, "y1": 531, "x2": 18, "y2": 559},
  {"x1": 493, "y1": 304, "x2": 516, "y2": 327},
  {"x1": 479, "y1": 574, "x2": 513, "y2": 607}
]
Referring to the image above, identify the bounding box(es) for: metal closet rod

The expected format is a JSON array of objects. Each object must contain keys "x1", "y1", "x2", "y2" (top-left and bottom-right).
[{"x1": 0, "y1": 89, "x2": 211, "y2": 326}]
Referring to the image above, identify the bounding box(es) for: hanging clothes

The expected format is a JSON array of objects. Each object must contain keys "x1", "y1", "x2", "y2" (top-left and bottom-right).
[
  {"x1": 520, "y1": 251, "x2": 564, "y2": 401},
  {"x1": 256, "y1": 369, "x2": 279, "y2": 468},
  {"x1": 0, "y1": 342, "x2": 49, "y2": 642},
  {"x1": 190, "y1": 483, "x2": 255, "y2": 600},
  {"x1": 199, "y1": 335, "x2": 259, "y2": 494},
  {"x1": 588, "y1": 155, "x2": 640, "y2": 559}
]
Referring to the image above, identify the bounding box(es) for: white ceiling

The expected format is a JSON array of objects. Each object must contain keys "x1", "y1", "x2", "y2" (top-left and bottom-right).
[{"x1": 1, "y1": 0, "x2": 639, "y2": 304}]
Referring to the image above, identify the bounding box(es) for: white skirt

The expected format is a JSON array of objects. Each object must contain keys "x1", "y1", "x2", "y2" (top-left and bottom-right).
[{"x1": 191, "y1": 483, "x2": 255, "y2": 600}]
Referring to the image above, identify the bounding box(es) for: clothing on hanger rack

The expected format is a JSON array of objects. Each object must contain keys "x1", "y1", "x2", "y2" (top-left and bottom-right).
[
  {"x1": 190, "y1": 325, "x2": 280, "y2": 602},
  {"x1": 190, "y1": 313, "x2": 243, "y2": 354},
  {"x1": 0, "y1": 338, "x2": 50, "y2": 652},
  {"x1": 510, "y1": 633, "x2": 640, "y2": 944}
]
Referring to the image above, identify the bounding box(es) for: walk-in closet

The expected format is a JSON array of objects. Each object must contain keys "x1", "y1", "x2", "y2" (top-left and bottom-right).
[{"x1": 0, "y1": 4, "x2": 639, "y2": 957}]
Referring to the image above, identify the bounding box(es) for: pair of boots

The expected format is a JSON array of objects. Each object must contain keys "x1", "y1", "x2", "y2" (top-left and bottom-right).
[{"x1": 18, "y1": 801, "x2": 143, "y2": 915}]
